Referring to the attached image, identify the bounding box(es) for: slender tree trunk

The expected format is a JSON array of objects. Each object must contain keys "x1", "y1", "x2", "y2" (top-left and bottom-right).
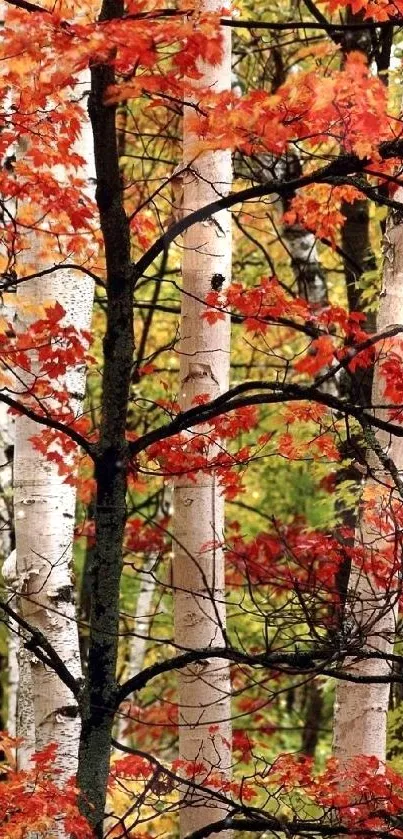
[
  {"x1": 172, "y1": 7, "x2": 232, "y2": 838},
  {"x1": 256, "y1": 153, "x2": 329, "y2": 308},
  {"x1": 13, "y1": 75, "x2": 94, "y2": 778},
  {"x1": 117, "y1": 488, "x2": 172, "y2": 745},
  {"x1": 0, "y1": 302, "x2": 18, "y2": 739},
  {"x1": 76, "y1": 8, "x2": 134, "y2": 830},
  {"x1": 333, "y1": 198, "x2": 403, "y2": 765},
  {"x1": 334, "y1": 5, "x2": 390, "y2": 634},
  {"x1": 301, "y1": 680, "x2": 324, "y2": 758},
  {"x1": 13, "y1": 286, "x2": 92, "y2": 776},
  {"x1": 0, "y1": 291, "x2": 35, "y2": 771},
  {"x1": 2, "y1": 549, "x2": 36, "y2": 769}
]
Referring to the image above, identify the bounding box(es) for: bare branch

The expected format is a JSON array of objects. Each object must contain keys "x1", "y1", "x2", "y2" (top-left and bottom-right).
[
  {"x1": 0, "y1": 598, "x2": 81, "y2": 699},
  {"x1": 0, "y1": 392, "x2": 95, "y2": 457}
]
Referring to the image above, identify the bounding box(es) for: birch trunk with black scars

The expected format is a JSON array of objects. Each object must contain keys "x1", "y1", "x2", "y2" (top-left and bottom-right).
[
  {"x1": 172, "y1": 6, "x2": 232, "y2": 839},
  {"x1": 0, "y1": 287, "x2": 35, "y2": 767},
  {"x1": 0, "y1": 297, "x2": 18, "y2": 741},
  {"x1": 333, "y1": 195, "x2": 403, "y2": 765},
  {"x1": 340, "y1": 8, "x2": 378, "y2": 403},
  {"x1": 333, "y1": 2, "x2": 389, "y2": 636},
  {"x1": 2, "y1": 549, "x2": 35, "y2": 769},
  {"x1": 13, "y1": 75, "x2": 94, "y2": 779},
  {"x1": 0, "y1": 20, "x2": 19, "y2": 742},
  {"x1": 257, "y1": 154, "x2": 329, "y2": 308}
]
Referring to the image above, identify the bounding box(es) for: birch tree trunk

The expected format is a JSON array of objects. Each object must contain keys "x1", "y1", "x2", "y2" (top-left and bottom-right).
[
  {"x1": 256, "y1": 154, "x2": 329, "y2": 308},
  {"x1": 13, "y1": 75, "x2": 94, "y2": 779},
  {"x1": 0, "y1": 0, "x2": 18, "y2": 740},
  {"x1": 2, "y1": 549, "x2": 36, "y2": 769},
  {"x1": 333, "y1": 196, "x2": 403, "y2": 765},
  {"x1": 172, "y1": 8, "x2": 232, "y2": 838},
  {"x1": 0, "y1": 297, "x2": 18, "y2": 740},
  {"x1": 1, "y1": 301, "x2": 36, "y2": 775}
]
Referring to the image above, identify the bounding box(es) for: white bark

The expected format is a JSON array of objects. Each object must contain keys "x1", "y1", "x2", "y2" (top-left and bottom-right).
[
  {"x1": 333, "y1": 198, "x2": 403, "y2": 765},
  {"x1": 172, "y1": 8, "x2": 232, "y2": 838},
  {"x1": 0, "y1": 308, "x2": 19, "y2": 739},
  {"x1": 2, "y1": 549, "x2": 36, "y2": 769},
  {"x1": 12, "y1": 74, "x2": 95, "y2": 780},
  {"x1": 0, "y1": 374, "x2": 14, "y2": 564},
  {"x1": 0, "y1": 17, "x2": 19, "y2": 737}
]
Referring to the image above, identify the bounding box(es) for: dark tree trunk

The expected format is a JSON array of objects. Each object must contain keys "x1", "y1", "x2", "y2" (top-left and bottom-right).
[
  {"x1": 301, "y1": 680, "x2": 324, "y2": 758},
  {"x1": 334, "y1": 9, "x2": 391, "y2": 622},
  {"x1": 76, "y1": 2, "x2": 135, "y2": 833}
]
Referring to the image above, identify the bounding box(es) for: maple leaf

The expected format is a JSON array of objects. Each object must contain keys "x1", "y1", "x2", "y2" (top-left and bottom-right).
[{"x1": 294, "y1": 336, "x2": 335, "y2": 376}]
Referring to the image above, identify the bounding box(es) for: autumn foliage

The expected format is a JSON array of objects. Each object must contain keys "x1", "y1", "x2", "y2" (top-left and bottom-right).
[{"x1": 3, "y1": 0, "x2": 403, "y2": 836}]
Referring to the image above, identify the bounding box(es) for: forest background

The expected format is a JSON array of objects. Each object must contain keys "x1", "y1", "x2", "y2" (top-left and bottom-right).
[{"x1": 3, "y1": 0, "x2": 403, "y2": 837}]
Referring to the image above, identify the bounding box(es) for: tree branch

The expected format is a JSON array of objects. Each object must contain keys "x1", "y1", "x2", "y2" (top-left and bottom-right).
[
  {"x1": 187, "y1": 818, "x2": 403, "y2": 839},
  {"x1": 0, "y1": 392, "x2": 95, "y2": 457},
  {"x1": 0, "y1": 598, "x2": 81, "y2": 699},
  {"x1": 133, "y1": 143, "x2": 403, "y2": 279},
  {"x1": 3, "y1": 0, "x2": 46, "y2": 12},
  {"x1": 221, "y1": 16, "x2": 399, "y2": 32},
  {"x1": 116, "y1": 645, "x2": 403, "y2": 706},
  {"x1": 0, "y1": 264, "x2": 105, "y2": 292},
  {"x1": 128, "y1": 376, "x2": 403, "y2": 460}
]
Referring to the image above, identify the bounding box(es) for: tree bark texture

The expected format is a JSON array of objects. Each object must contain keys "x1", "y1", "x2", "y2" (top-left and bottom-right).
[
  {"x1": 333, "y1": 197, "x2": 403, "y2": 764},
  {"x1": 76, "y1": 5, "x2": 134, "y2": 830},
  {"x1": 172, "y1": 7, "x2": 233, "y2": 838},
  {"x1": 13, "y1": 74, "x2": 94, "y2": 779}
]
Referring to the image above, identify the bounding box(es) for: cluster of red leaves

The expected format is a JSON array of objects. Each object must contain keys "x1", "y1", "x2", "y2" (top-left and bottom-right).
[
  {"x1": 77, "y1": 509, "x2": 171, "y2": 554},
  {"x1": 227, "y1": 509, "x2": 403, "y2": 604},
  {"x1": 130, "y1": 211, "x2": 158, "y2": 250},
  {"x1": 326, "y1": 0, "x2": 403, "y2": 21},
  {"x1": 111, "y1": 752, "x2": 257, "y2": 804},
  {"x1": 283, "y1": 184, "x2": 363, "y2": 246},
  {"x1": 118, "y1": 692, "x2": 178, "y2": 747},
  {"x1": 188, "y1": 52, "x2": 394, "y2": 160},
  {"x1": 124, "y1": 515, "x2": 170, "y2": 556},
  {"x1": 0, "y1": 735, "x2": 90, "y2": 839},
  {"x1": 204, "y1": 276, "x2": 309, "y2": 331},
  {"x1": 375, "y1": 339, "x2": 403, "y2": 422},
  {"x1": 277, "y1": 429, "x2": 341, "y2": 462},
  {"x1": 0, "y1": 2, "x2": 226, "y2": 265},
  {"x1": 145, "y1": 406, "x2": 259, "y2": 499},
  {"x1": 271, "y1": 753, "x2": 403, "y2": 836},
  {"x1": 31, "y1": 417, "x2": 94, "y2": 484},
  {"x1": 206, "y1": 275, "x2": 366, "y2": 336},
  {"x1": 205, "y1": 276, "x2": 372, "y2": 380},
  {"x1": 2, "y1": 5, "x2": 224, "y2": 109},
  {"x1": 110, "y1": 748, "x2": 403, "y2": 834},
  {"x1": 1, "y1": 304, "x2": 95, "y2": 479},
  {"x1": 110, "y1": 754, "x2": 153, "y2": 783},
  {"x1": 170, "y1": 757, "x2": 256, "y2": 802},
  {"x1": 2, "y1": 4, "x2": 397, "y2": 273},
  {"x1": 226, "y1": 521, "x2": 347, "y2": 593},
  {"x1": 1, "y1": 302, "x2": 90, "y2": 380}
]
